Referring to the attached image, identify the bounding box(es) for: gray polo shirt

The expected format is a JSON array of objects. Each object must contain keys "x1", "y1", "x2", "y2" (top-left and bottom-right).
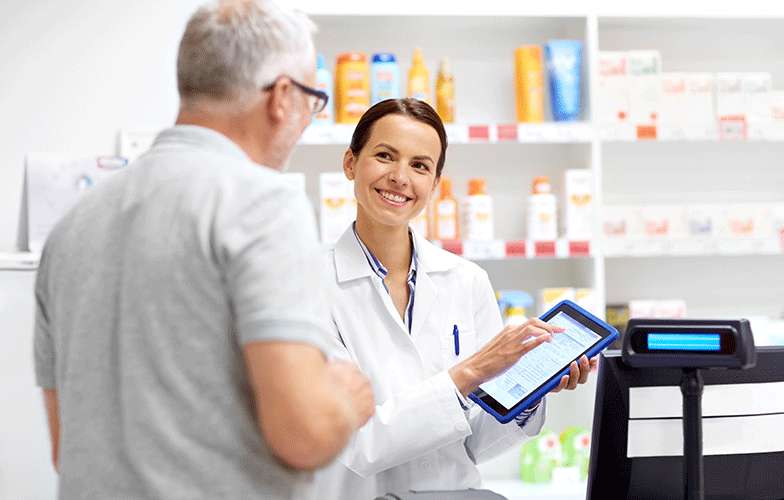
[{"x1": 34, "y1": 125, "x2": 329, "y2": 499}]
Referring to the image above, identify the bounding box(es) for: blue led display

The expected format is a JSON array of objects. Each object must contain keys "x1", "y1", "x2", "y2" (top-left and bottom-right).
[{"x1": 647, "y1": 333, "x2": 721, "y2": 351}]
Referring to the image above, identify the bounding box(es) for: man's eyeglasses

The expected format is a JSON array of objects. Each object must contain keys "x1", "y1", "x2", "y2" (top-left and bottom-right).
[{"x1": 263, "y1": 76, "x2": 328, "y2": 115}]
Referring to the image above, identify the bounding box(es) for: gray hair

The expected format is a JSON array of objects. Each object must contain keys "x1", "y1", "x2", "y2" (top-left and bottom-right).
[{"x1": 177, "y1": 0, "x2": 316, "y2": 111}]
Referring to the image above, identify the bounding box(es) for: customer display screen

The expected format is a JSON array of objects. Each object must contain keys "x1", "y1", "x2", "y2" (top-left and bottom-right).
[{"x1": 647, "y1": 333, "x2": 722, "y2": 351}]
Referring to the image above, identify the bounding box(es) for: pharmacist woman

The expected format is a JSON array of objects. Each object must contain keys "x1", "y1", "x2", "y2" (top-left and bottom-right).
[{"x1": 314, "y1": 98, "x2": 597, "y2": 499}]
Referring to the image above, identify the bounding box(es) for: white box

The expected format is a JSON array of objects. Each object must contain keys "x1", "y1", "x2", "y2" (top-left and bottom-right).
[
  {"x1": 603, "y1": 205, "x2": 638, "y2": 240},
  {"x1": 627, "y1": 50, "x2": 661, "y2": 126},
  {"x1": 538, "y1": 287, "x2": 576, "y2": 316},
  {"x1": 641, "y1": 205, "x2": 686, "y2": 240},
  {"x1": 715, "y1": 72, "x2": 745, "y2": 118},
  {"x1": 656, "y1": 299, "x2": 687, "y2": 319},
  {"x1": 743, "y1": 73, "x2": 773, "y2": 123},
  {"x1": 659, "y1": 72, "x2": 688, "y2": 125},
  {"x1": 628, "y1": 299, "x2": 658, "y2": 319},
  {"x1": 319, "y1": 172, "x2": 354, "y2": 245},
  {"x1": 562, "y1": 169, "x2": 593, "y2": 240},
  {"x1": 686, "y1": 73, "x2": 716, "y2": 124},
  {"x1": 771, "y1": 91, "x2": 784, "y2": 121},
  {"x1": 575, "y1": 288, "x2": 597, "y2": 316},
  {"x1": 280, "y1": 172, "x2": 306, "y2": 192},
  {"x1": 685, "y1": 204, "x2": 716, "y2": 238},
  {"x1": 596, "y1": 51, "x2": 630, "y2": 124}
]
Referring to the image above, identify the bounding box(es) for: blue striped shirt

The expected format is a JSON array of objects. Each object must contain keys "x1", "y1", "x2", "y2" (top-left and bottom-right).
[{"x1": 352, "y1": 223, "x2": 418, "y2": 334}]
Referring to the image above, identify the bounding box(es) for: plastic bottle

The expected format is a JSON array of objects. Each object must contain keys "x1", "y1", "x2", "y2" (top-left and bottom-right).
[
  {"x1": 370, "y1": 52, "x2": 400, "y2": 105},
  {"x1": 514, "y1": 45, "x2": 544, "y2": 123},
  {"x1": 335, "y1": 51, "x2": 370, "y2": 124},
  {"x1": 497, "y1": 290, "x2": 534, "y2": 326},
  {"x1": 435, "y1": 57, "x2": 455, "y2": 123},
  {"x1": 410, "y1": 202, "x2": 430, "y2": 239},
  {"x1": 461, "y1": 178, "x2": 494, "y2": 241},
  {"x1": 527, "y1": 176, "x2": 558, "y2": 241},
  {"x1": 433, "y1": 177, "x2": 458, "y2": 241},
  {"x1": 407, "y1": 48, "x2": 430, "y2": 104},
  {"x1": 312, "y1": 53, "x2": 333, "y2": 125}
]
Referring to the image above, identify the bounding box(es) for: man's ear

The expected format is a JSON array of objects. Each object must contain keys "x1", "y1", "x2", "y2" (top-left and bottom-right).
[
  {"x1": 265, "y1": 78, "x2": 292, "y2": 123},
  {"x1": 343, "y1": 149, "x2": 356, "y2": 180}
]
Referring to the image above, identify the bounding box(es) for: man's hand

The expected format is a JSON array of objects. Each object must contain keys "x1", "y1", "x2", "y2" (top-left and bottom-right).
[
  {"x1": 326, "y1": 359, "x2": 375, "y2": 431},
  {"x1": 549, "y1": 355, "x2": 599, "y2": 393}
]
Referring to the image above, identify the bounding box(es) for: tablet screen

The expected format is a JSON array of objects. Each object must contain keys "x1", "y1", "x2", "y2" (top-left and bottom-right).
[{"x1": 478, "y1": 310, "x2": 602, "y2": 410}]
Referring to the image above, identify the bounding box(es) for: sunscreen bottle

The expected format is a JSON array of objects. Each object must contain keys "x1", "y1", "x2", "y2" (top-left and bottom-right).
[
  {"x1": 371, "y1": 52, "x2": 400, "y2": 105},
  {"x1": 312, "y1": 53, "x2": 333, "y2": 125},
  {"x1": 461, "y1": 178, "x2": 494, "y2": 241},
  {"x1": 527, "y1": 176, "x2": 558, "y2": 241},
  {"x1": 434, "y1": 177, "x2": 458, "y2": 241},
  {"x1": 410, "y1": 202, "x2": 430, "y2": 239},
  {"x1": 335, "y1": 51, "x2": 370, "y2": 124},
  {"x1": 436, "y1": 57, "x2": 455, "y2": 123},
  {"x1": 514, "y1": 45, "x2": 544, "y2": 123},
  {"x1": 408, "y1": 48, "x2": 431, "y2": 104}
]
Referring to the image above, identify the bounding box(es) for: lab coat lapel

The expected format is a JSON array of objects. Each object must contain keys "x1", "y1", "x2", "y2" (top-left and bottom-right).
[{"x1": 410, "y1": 269, "x2": 437, "y2": 342}]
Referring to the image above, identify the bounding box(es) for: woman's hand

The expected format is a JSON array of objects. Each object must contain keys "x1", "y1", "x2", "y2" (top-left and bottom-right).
[
  {"x1": 549, "y1": 355, "x2": 599, "y2": 393},
  {"x1": 449, "y1": 318, "x2": 565, "y2": 398}
]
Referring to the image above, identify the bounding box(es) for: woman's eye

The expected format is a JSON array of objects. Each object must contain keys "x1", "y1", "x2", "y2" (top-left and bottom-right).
[
  {"x1": 377, "y1": 152, "x2": 392, "y2": 160},
  {"x1": 413, "y1": 163, "x2": 430, "y2": 172}
]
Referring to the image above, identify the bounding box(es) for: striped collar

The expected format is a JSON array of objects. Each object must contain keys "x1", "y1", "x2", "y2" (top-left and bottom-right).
[{"x1": 352, "y1": 222, "x2": 418, "y2": 332}]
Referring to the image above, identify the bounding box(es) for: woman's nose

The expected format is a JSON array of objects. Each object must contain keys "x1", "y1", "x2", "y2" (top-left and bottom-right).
[{"x1": 387, "y1": 162, "x2": 408, "y2": 185}]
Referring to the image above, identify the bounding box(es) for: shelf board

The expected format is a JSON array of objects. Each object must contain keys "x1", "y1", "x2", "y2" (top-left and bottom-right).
[
  {"x1": 603, "y1": 236, "x2": 784, "y2": 257},
  {"x1": 434, "y1": 238, "x2": 593, "y2": 260},
  {"x1": 299, "y1": 122, "x2": 593, "y2": 145},
  {"x1": 0, "y1": 252, "x2": 41, "y2": 271},
  {"x1": 600, "y1": 122, "x2": 784, "y2": 142}
]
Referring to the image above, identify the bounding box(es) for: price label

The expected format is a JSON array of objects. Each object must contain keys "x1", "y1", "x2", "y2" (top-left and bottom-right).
[
  {"x1": 636, "y1": 125, "x2": 657, "y2": 140},
  {"x1": 496, "y1": 124, "x2": 518, "y2": 141},
  {"x1": 518, "y1": 124, "x2": 544, "y2": 142},
  {"x1": 568, "y1": 241, "x2": 590, "y2": 257},
  {"x1": 534, "y1": 241, "x2": 556, "y2": 257},
  {"x1": 468, "y1": 125, "x2": 491, "y2": 142},
  {"x1": 505, "y1": 240, "x2": 527, "y2": 258},
  {"x1": 439, "y1": 240, "x2": 463, "y2": 256},
  {"x1": 463, "y1": 239, "x2": 505, "y2": 260},
  {"x1": 718, "y1": 116, "x2": 747, "y2": 141}
]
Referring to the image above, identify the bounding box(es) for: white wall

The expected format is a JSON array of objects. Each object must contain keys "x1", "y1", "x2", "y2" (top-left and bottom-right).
[{"x1": 0, "y1": 0, "x2": 204, "y2": 252}]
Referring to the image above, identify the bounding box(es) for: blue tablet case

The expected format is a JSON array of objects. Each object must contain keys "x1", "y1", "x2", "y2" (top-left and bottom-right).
[{"x1": 468, "y1": 300, "x2": 619, "y2": 424}]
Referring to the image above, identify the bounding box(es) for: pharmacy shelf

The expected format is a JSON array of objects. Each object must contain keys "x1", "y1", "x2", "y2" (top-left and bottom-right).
[
  {"x1": 436, "y1": 238, "x2": 592, "y2": 260},
  {"x1": 0, "y1": 252, "x2": 40, "y2": 271},
  {"x1": 603, "y1": 236, "x2": 784, "y2": 258},
  {"x1": 299, "y1": 122, "x2": 594, "y2": 145},
  {"x1": 600, "y1": 122, "x2": 784, "y2": 142}
]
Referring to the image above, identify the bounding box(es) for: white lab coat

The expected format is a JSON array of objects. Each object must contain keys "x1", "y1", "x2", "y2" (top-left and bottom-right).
[{"x1": 314, "y1": 225, "x2": 545, "y2": 500}]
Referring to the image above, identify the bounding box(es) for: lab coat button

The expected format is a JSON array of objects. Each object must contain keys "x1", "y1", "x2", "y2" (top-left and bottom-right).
[
  {"x1": 455, "y1": 421, "x2": 468, "y2": 432},
  {"x1": 420, "y1": 461, "x2": 431, "y2": 472}
]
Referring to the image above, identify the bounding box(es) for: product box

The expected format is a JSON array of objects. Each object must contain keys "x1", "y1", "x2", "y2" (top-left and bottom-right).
[
  {"x1": 319, "y1": 172, "x2": 354, "y2": 245},
  {"x1": 627, "y1": 50, "x2": 661, "y2": 126},
  {"x1": 603, "y1": 205, "x2": 639, "y2": 240},
  {"x1": 605, "y1": 303, "x2": 630, "y2": 349},
  {"x1": 725, "y1": 203, "x2": 773, "y2": 239},
  {"x1": 656, "y1": 299, "x2": 687, "y2": 319},
  {"x1": 595, "y1": 51, "x2": 630, "y2": 124},
  {"x1": 280, "y1": 172, "x2": 306, "y2": 193},
  {"x1": 742, "y1": 73, "x2": 773, "y2": 123},
  {"x1": 685, "y1": 204, "x2": 717, "y2": 238},
  {"x1": 628, "y1": 299, "x2": 658, "y2": 319},
  {"x1": 562, "y1": 169, "x2": 593, "y2": 240},
  {"x1": 715, "y1": 73, "x2": 745, "y2": 119},
  {"x1": 659, "y1": 72, "x2": 688, "y2": 125},
  {"x1": 771, "y1": 91, "x2": 784, "y2": 121},
  {"x1": 538, "y1": 287, "x2": 576, "y2": 316},
  {"x1": 686, "y1": 72, "x2": 716, "y2": 125},
  {"x1": 640, "y1": 205, "x2": 687, "y2": 240},
  {"x1": 575, "y1": 288, "x2": 597, "y2": 317}
]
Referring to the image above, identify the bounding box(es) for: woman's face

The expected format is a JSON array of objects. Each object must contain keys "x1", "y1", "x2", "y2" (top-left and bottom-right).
[{"x1": 344, "y1": 114, "x2": 440, "y2": 230}]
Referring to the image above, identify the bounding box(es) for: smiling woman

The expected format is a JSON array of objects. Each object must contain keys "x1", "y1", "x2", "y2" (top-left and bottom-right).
[{"x1": 313, "y1": 98, "x2": 595, "y2": 499}]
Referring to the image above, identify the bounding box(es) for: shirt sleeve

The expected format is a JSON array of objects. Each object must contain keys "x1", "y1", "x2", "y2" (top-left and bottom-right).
[
  {"x1": 33, "y1": 249, "x2": 56, "y2": 389},
  {"x1": 462, "y1": 266, "x2": 546, "y2": 463},
  {"x1": 220, "y1": 182, "x2": 330, "y2": 354}
]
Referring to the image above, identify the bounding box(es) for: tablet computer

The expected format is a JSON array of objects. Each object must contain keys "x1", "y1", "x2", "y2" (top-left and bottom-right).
[{"x1": 468, "y1": 300, "x2": 619, "y2": 424}]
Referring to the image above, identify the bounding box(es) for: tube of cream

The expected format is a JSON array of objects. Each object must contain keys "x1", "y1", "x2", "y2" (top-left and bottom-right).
[{"x1": 545, "y1": 40, "x2": 582, "y2": 121}]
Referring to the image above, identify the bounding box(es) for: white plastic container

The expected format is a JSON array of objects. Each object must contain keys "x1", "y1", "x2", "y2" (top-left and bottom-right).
[
  {"x1": 370, "y1": 52, "x2": 400, "y2": 105},
  {"x1": 527, "y1": 176, "x2": 558, "y2": 241},
  {"x1": 461, "y1": 178, "x2": 494, "y2": 241}
]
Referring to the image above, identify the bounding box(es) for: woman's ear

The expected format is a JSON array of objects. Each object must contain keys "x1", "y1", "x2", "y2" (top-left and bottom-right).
[
  {"x1": 430, "y1": 176, "x2": 440, "y2": 198},
  {"x1": 343, "y1": 149, "x2": 356, "y2": 180}
]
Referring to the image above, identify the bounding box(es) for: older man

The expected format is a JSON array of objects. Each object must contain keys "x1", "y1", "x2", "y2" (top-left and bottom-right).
[{"x1": 33, "y1": 1, "x2": 374, "y2": 499}]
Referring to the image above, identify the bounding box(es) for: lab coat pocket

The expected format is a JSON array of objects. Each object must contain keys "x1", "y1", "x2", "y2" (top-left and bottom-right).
[{"x1": 440, "y1": 328, "x2": 476, "y2": 367}]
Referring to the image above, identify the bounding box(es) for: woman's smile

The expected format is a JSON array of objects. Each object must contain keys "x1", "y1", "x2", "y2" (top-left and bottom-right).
[{"x1": 376, "y1": 188, "x2": 411, "y2": 206}]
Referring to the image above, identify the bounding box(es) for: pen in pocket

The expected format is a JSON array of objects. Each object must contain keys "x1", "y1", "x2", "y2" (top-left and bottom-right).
[{"x1": 453, "y1": 325, "x2": 459, "y2": 355}]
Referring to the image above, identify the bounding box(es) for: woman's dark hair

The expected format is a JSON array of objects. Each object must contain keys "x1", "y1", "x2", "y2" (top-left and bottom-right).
[{"x1": 348, "y1": 98, "x2": 448, "y2": 178}]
